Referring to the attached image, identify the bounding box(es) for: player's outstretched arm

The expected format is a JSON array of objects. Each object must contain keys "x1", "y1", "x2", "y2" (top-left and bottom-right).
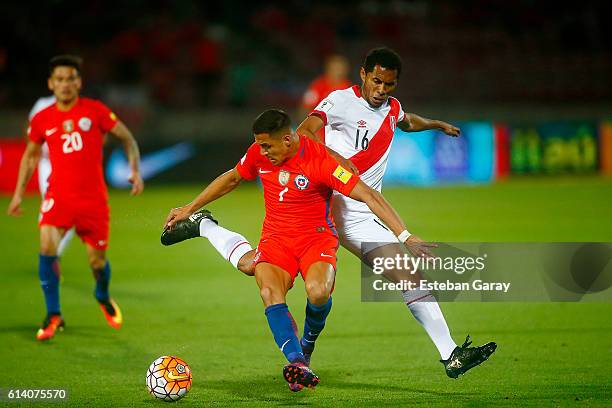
[
  {"x1": 109, "y1": 121, "x2": 144, "y2": 195},
  {"x1": 398, "y1": 113, "x2": 460, "y2": 137},
  {"x1": 7, "y1": 141, "x2": 41, "y2": 216},
  {"x1": 347, "y1": 180, "x2": 437, "y2": 258},
  {"x1": 164, "y1": 168, "x2": 243, "y2": 230},
  {"x1": 297, "y1": 115, "x2": 360, "y2": 175}
]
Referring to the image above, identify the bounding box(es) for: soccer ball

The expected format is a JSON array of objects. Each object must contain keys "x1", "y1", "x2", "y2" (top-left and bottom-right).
[{"x1": 146, "y1": 356, "x2": 192, "y2": 401}]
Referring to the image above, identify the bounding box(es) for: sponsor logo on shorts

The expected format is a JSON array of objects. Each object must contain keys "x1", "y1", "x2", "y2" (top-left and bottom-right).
[
  {"x1": 294, "y1": 174, "x2": 309, "y2": 190},
  {"x1": 41, "y1": 198, "x2": 54, "y2": 213},
  {"x1": 333, "y1": 165, "x2": 352, "y2": 184},
  {"x1": 78, "y1": 117, "x2": 92, "y2": 132}
]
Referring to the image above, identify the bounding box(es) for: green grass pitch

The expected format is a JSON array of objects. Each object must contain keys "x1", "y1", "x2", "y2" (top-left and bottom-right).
[{"x1": 1, "y1": 176, "x2": 612, "y2": 407}]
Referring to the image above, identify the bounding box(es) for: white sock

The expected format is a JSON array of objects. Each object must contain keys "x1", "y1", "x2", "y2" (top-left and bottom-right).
[
  {"x1": 403, "y1": 289, "x2": 457, "y2": 360},
  {"x1": 58, "y1": 229, "x2": 75, "y2": 257},
  {"x1": 199, "y1": 219, "x2": 253, "y2": 269}
]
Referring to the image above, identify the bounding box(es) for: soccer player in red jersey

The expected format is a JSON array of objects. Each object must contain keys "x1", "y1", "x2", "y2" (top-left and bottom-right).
[
  {"x1": 7, "y1": 55, "x2": 144, "y2": 341},
  {"x1": 300, "y1": 55, "x2": 351, "y2": 114},
  {"x1": 162, "y1": 109, "x2": 434, "y2": 391},
  {"x1": 164, "y1": 48, "x2": 496, "y2": 380},
  {"x1": 299, "y1": 54, "x2": 352, "y2": 142}
]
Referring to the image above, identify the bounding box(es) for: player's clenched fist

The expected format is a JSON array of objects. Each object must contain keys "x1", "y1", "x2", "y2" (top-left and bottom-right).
[
  {"x1": 7, "y1": 196, "x2": 23, "y2": 217},
  {"x1": 129, "y1": 172, "x2": 144, "y2": 196}
]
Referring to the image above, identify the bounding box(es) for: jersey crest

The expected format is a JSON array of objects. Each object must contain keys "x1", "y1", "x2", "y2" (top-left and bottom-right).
[
  {"x1": 78, "y1": 117, "x2": 92, "y2": 131},
  {"x1": 294, "y1": 174, "x2": 309, "y2": 190},
  {"x1": 278, "y1": 170, "x2": 290, "y2": 186},
  {"x1": 63, "y1": 120, "x2": 74, "y2": 133}
]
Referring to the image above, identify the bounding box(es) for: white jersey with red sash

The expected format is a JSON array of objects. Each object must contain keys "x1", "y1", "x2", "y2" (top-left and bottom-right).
[{"x1": 310, "y1": 85, "x2": 405, "y2": 221}]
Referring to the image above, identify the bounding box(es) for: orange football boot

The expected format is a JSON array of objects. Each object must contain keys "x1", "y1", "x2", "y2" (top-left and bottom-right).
[
  {"x1": 97, "y1": 298, "x2": 123, "y2": 329},
  {"x1": 36, "y1": 314, "x2": 65, "y2": 341}
]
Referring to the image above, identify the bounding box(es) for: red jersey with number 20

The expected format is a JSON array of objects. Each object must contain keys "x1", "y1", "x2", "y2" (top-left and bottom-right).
[
  {"x1": 28, "y1": 97, "x2": 118, "y2": 203},
  {"x1": 236, "y1": 135, "x2": 360, "y2": 238}
]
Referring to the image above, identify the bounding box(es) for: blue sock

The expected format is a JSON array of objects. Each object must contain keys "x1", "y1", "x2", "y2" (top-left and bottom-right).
[
  {"x1": 264, "y1": 303, "x2": 305, "y2": 363},
  {"x1": 39, "y1": 254, "x2": 60, "y2": 315},
  {"x1": 301, "y1": 297, "x2": 333, "y2": 351},
  {"x1": 93, "y1": 261, "x2": 111, "y2": 302}
]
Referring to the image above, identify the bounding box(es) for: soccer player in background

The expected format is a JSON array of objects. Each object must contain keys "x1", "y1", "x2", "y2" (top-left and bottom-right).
[
  {"x1": 162, "y1": 109, "x2": 437, "y2": 391},
  {"x1": 159, "y1": 47, "x2": 497, "y2": 379},
  {"x1": 7, "y1": 55, "x2": 144, "y2": 341},
  {"x1": 298, "y1": 54, "x2": 352, "y2": 123},
  {"x1": 28, "y1": 95, "x2": 75, "y2": 256}
]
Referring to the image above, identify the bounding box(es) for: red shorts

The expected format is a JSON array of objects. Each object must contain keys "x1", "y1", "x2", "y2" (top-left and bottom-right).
[
  {"x1": 253, "y1": 232, "x2": 338, "y2": 283},
  {"x1": 39, "y1": 194, "x2": 109, "y2": 250}
]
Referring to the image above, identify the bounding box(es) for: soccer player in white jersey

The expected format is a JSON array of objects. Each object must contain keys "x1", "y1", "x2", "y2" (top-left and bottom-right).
[
  {"x1": 29, "y1": 95, "x2": 75, "y2": 257},
  {"x1": 162, "y1": 47, "x2": 496, "y2": 379}
]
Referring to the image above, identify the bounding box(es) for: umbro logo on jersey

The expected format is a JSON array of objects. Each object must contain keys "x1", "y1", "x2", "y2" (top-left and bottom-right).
[
  {"x1": 357, "y1": 120, "x2": 367, "y2": 128},
  {"x1": 45, "y1": 128, "x2": 58, "y2": 136}
]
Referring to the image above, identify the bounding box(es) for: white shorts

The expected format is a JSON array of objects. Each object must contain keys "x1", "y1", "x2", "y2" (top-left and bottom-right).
[{"x1": 332, "y1": 195, "x2": 399, "y2": 257}]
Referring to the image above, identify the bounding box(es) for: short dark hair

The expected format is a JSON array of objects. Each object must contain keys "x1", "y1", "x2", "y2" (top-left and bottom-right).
[
  {"x1": 49, "y1": 55, "x2": 83, "y2": 76},
  {"x1": 252, "y1": 109, "x2": 291, "y2": 136},
  {"x1": 363, "y1": 47, "x2": 402, "y2": 76}
]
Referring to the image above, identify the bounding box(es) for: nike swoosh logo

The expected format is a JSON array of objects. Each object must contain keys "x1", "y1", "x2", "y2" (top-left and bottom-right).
[
  {"x1": 302, "y1": 338, "x2": 315, "y2": 343},
  {"x1": 45, "y1": 128, "x2": 57, "y2": 136},
  {"x1": 166, "y1": 372, "x2": 189, "y2": 381},
  {"x1": 106, "y1": 142, "x2": 195, "y2": 188},
  {"x1": 280, "y1": 339, "x2": 291, "y2": 352},
  {"x1": 259, "y1": 169, "x2": 272, "y2": 174},
  {"x1": 320, "y1": 253, "x2": 333, "y2": 258}
]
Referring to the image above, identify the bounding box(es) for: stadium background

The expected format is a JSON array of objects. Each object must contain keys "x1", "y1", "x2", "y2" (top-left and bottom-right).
[{"x1": 1, "y1": 1, "x2": 611, "y2": 406}]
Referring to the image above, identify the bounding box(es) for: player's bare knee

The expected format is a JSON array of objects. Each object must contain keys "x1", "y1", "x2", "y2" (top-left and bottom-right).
[
  {"x1": 89, "y1": 256, "x2": 106, "y2": 271},
  {"x1": 39, "y1": 244, "x2": 57, "y2": 256},
  {"x1": 259, "y1": 285, "x2": 279, "y2": 305},
  {"x1": 237, "y1": 256, "x2": 255, "y2": 276},
  {"x1": 305, "y1": 281, "x2": 330, "y2": 305}
]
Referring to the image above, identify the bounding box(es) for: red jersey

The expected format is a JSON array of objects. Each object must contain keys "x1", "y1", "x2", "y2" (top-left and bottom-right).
[
  {"x1": 236, "y1": 136, "x2": 360, "y2": 238},
  {"x1": 302, "y1": 76, "x2": 352, "y2": 111},
  {"x1": 28, "y1": 97, "x2": 118, "y2": 204}
]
